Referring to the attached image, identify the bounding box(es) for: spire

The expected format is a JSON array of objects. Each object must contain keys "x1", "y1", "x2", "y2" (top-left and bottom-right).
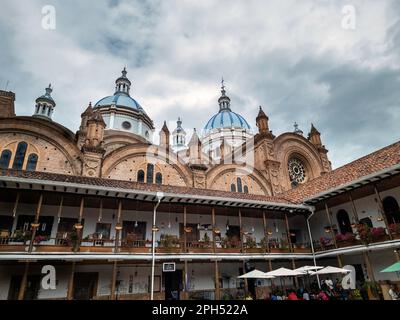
[
  {"x1": 88, "y1": 109, "x2": 106, "y2": 127},
  {"x1": 81, "y1": 102, "x2": 93, "y2": 117},
  {"x1": 256, "y1": 106, "x2": 272, "y2": 136},
  {"x1": 172, "y1": 117, "x2": 187, "y2": 151},
  {"x1": 293, "y1": 122, "x2": 303, "y2": 136},
  {"x1": 308, "y1": 123, "x2": 322, "y2": 146},
  {"x1": 218, "y1": 78, "x2": 231, "y2": 111},
  {"x1": 33, "y1": 84, "x2": 56, "y2": 120},
  {"x1": 161, "y1": 121, "x2": 170, "y2": 134},
  {"x1": 114, "y1": 67, "x2": 131, "y2": 96}
]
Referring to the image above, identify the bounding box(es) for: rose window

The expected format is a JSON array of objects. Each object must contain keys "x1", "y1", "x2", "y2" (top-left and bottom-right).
[{"x1": 288, "y1": 158, "x2": 306, "y2": 184}]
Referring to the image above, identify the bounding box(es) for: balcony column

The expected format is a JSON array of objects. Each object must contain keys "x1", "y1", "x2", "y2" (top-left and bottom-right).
[
  {"x1": 348, "y1": 193, "x2": 360, "y2": 223},
  {"x1": 211, "y1": 207, "x2": 216, "y2": 253},
  {"x1": 28, "y1": 193, "x2": 43, "y2": 253},
  {"x1": 12, "y1": 191, "x2": 20, "y2": 218},
  {"x1": 182, "y1": 205, "x2": 189, "y2": 300},
  {"x1": 211, "y1": 207, "x2": 220, "y2": 300},
  {"x1": 262, "y1": 211, "x2": 273, "y2": 271},
  {"x1": 285, "y1": 213, "x2": 298, "y2": 288},
  {"x1": 373, "y1": 185, "x2": 393, "y2": 240},
  {"x1": 363, "y1": 251, "x2": 376, "y2": 282},
  {"x1": 17, "y1": 261, "x2": 30, "y2": 300},
  {"x1": 214, "y1": 260, "x2": 220, "y2": 300},
  {"x1": 114, "y1": 200, "x2": 123, "y2": 252},
  {"x1": 238, "y1": 209, "x2": 248, "y2": 294},
  {"x1": 324, "y1": 203, "x2": 343, "y2": 267},
  {"x1": 74, "y1": 197, "x2": 85, "y2": 251},
  {"x1": 110, "y1": 260, "x2": 118, "y2": 300},
  {"x1": 183, "y1": 205, "x2": 187, "y2": 253},
  {"x1": 67, "y1": 261, "x2": 76, "y2": 300}
]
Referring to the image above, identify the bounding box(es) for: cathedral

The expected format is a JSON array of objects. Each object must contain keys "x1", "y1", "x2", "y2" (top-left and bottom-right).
[
  {"x1": 0, "y1": 68, "x2": 399, "y2": 300},
  {"x1": 0, "y1": 68, "x2": 331, "y2": 194}
]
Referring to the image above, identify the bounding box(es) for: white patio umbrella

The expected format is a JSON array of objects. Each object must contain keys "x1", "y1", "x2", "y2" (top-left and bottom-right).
[
  {"x1": 237, "y1": 269, "x2": 275, "y2": 279},
  {"x1": 295, "y1": 266, "x2": 324, "y2": 274},
  {"x1": 295, "y1": 266, "x2": 324, "y2": 289},
  {"x1": 265, "y1": 267, "x2": 304, "y2": 277},
  {"x1": 310, "y1": 266, "x2": 350, "y2": 275},
  {"x1": 265, "y1": 268, "x2": 304, "y2": 291}
]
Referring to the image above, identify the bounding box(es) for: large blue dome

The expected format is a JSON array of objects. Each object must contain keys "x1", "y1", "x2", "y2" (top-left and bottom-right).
[
  {"x1": 95, "y1": 93, "x2": 143, "y2": 110},
  {"x1": 204, "y1": 109, "x2": 251, "y2": 131}
]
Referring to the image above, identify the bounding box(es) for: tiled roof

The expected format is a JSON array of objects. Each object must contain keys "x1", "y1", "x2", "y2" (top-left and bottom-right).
[
  {"x1": 0, "y1": 169, "x2": 291, "y2": 204},
  {"x1": 280, "y1": 140, "x2": 400, "y2": 203}
]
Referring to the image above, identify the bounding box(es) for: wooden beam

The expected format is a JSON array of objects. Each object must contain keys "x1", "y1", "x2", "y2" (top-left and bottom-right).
[
  {"x1": 28, "y1": 193, "x2": 43, "y2": 253},
  {"x1": 183, "y1": 206, "x2": 187, "y2": 253},
  {"x1": 324, "y1": 203, "x2": 338, "y2": 249},
  {"x1": 115, "y1": 200, "x2": 122, "y2": 252},
  {"x1": 262, "y1": 211, "x2": 270, "y2": 253},
  {"x1": 373, "y1": 185, "x2": 393, "y2": 240},
  {"x1": 238, "y1": 209, "x2": 248, "y2": 294},
  {"x1": 349, "y1": 193, "x2": 360, "y2": 222},
  {"x1": 211, "y1": 207, "x2": 216, "y2": 254},
  {"x1": 110, "y1": 260, "x2": 118, "y2": 300},
  {"x1": 17, "y1": 261, "x2": 30, "y2": 300},
  {"x1": 363, "y1": 252, "x2": 376, "y2": 282},
  {"x1": 67, "y1": 261, "x2": 76, "y2": 300},
  {"x1": 284, "y1": 213, "x2": 293, "y2": 252},
  {"x1": 214, "y1": 260, "x2": 220, "y2": 300}
]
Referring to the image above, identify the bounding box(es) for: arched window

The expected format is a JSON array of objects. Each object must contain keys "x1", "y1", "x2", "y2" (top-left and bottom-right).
[
  {"x1": 337, "y1": 209, "x2": 352, "y2": 234},
  {"x1": 26, "y1": 153, "x2": 38, "y2": 171},
  {"x1": 137, "y1": 170, "x2": 145, "y2": 183},
  {"x1": 146, "y1": 163, "x2": 154, "y2": 184},
  {"x1": 230, "y1": 184, "x2": 236, "y2": 192},
  {"x1": 237, "y1": 177, "x2": 243, "y2": 193},
  {"x1": 155, "y1": 172, "x2": 162, "y2": 185},
  {"x1": 243, "y1": 185, "x2": 249, "y2": 194},
  {"x1": 0, "y1": 150, "x2": 12, "y2": 169},
  {"x1": 12, "y1": 142, "x2": 28, "y2": 170},
  {"x1": 383, "y1": 196, "x2": 400, "y2": 224}
]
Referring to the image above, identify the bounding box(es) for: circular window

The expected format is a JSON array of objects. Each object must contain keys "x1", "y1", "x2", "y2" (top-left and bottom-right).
[
  {"x1": 122, "y1": 121, "x2": 131, "y2": 130},
  {"x1": 288, "y1": 158, "x2": 306, "y2": 184}
]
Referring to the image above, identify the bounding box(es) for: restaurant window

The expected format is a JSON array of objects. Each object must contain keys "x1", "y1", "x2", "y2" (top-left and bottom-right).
[
  {"x1": 0, "y1": 149, "x2": 12, "y2": 169},
  {"x1": 337, "y1": 209, "x2": 353, "y2": 234},
  {"x1": 12, "y1": 142, "x2": 28, "y2": 170}
]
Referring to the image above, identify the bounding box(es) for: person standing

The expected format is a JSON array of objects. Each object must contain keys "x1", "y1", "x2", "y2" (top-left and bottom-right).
[{"x1": 388, "y1": 285, "x2": 399, "y2": 300}]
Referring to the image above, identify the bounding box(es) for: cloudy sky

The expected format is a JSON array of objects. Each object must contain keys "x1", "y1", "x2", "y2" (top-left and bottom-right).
[{"x1": 1, "y1": 0, "x2": 399, "y2": 168}]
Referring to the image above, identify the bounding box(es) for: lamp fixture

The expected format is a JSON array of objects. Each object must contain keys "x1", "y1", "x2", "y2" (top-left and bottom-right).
[
  {"x1": 31, "y1": 222, "x2": 40, "y2": 228},
  {"x1": 184, "y1": 226, "x2": 193, "y2": 233},
  {"x1": 115, "y1": 223, "x2": 123, "y2": 231},
  {"x1": 134, "y1": 220, "x2": 138, "y2": 228},
  {"x1": 267, "y1": 230, "x2": 273, "y2": 236},
  {"x1": 74, "y1": 223, "x2": 83, "y2": 230},
  {"x1": 152, "y1": 225, "x2": 160, "y2": 232},
  {"x1": 214, "y1": 228, "x2": 221, "y2": 234}
]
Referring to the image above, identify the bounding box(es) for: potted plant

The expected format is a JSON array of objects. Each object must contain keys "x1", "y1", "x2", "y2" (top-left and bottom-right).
[
  {"x1": 371, "y1": 227, "x2": 386, "y2": 242},
  {"x1": 356, "y1": 224, "x2": 372, "y2": 245},
  {"x1": 68, "y1": 230, "x2": 80, "y2": 252},
  {"x1": 34, "y1": 235, "x2": 48, "y2": 244},
  {"x1": 159, "y1": 234, "x2": 180, "y2": 252}
]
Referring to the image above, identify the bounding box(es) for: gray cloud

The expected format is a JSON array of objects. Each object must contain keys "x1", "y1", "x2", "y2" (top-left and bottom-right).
[{"x1": 0, "y1": 0, "x2": 399, "y2": 168}]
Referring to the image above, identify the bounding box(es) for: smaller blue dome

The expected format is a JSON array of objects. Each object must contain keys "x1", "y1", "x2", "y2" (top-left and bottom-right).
[
  {"x1": 95, "y1": 93, "x2": 143, "y2": 110},
  {"x1": 204, "y1": 110, "x2": 251, "y2": 131}
]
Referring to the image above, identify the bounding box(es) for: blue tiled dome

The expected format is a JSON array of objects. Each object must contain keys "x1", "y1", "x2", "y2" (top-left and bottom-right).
[
  {"x1": 95, "y1": 93, "x2": 143, "y2": 110},
  {"x1": 204, "y1": 110, "x2": 251, "y2": 131}
]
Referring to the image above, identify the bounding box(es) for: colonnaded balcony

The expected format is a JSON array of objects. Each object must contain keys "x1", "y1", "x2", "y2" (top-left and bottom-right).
[
  {"x1": 306, "y1": 176, "x2": 400, "y2": 254},
  {"x1": 0, "y1": 189, "x2": 312, "y2": 255}
]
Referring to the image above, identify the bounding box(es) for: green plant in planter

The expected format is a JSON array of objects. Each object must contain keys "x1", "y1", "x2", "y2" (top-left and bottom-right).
[
  {"x1": 68, "y1": 230, "x2": 80, "y2": 252},
  {"x1": 356, "y1": 224, "x2": 372, "y2": 245},
  {"x1": 160, "y1": 234, "x2": 179, "y2": 251},
  {"x1": 203, "y1": 232, "x2": 211, "y2": 245},
  {"x1": 245, "y1": 235, "x2": 257, "y2": 249}
]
